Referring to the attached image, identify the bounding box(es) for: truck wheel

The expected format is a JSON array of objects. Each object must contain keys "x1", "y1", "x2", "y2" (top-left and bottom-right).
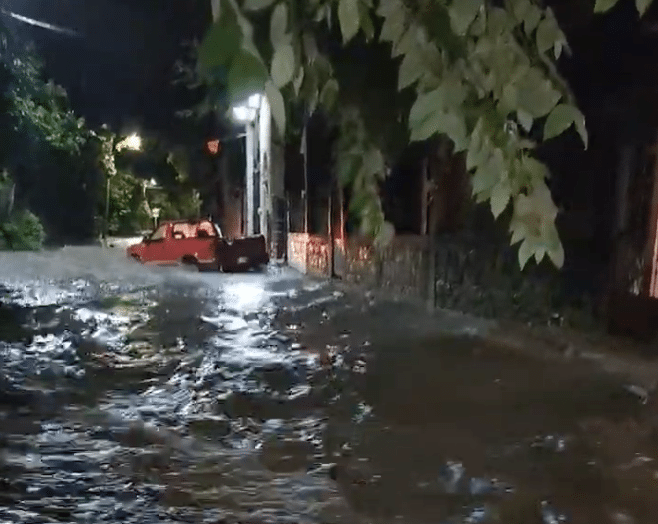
[{"x1": 180, "y1": 256, "x2": 199, "y2": 272}]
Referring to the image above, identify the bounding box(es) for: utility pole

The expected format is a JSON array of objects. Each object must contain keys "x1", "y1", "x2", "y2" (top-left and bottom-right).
[
  {"x1": 328, "y1": 184, "x2": 335, "y2": 278},
  {"x1": 258, "y1": 95, "x2": 272, "y2": 246},
  {"x1": 302, "y1": 118, "x2": 309, "y2": 235}
]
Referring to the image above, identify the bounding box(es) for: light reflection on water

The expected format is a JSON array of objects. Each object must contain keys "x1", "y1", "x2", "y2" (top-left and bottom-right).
[{"x1": 0, "y1": 247, "x2": 656, "y2": 523}]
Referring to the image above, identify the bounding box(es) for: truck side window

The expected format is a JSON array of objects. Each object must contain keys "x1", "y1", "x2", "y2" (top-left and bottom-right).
[
  {"x1": 172, "y1": 224, "x2": 187, "y2": 239},
  {"x1": 150, "y1": 225, "x2": 167, "y2": 241},
  {"x1": 196, "y1": 221, "x2": 216, "y2": 238}
]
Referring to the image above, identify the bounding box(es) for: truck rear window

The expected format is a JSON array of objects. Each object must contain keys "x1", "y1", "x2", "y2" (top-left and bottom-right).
[{"x1": 171, "y1": 221, "x2": 217, "y2": 239}]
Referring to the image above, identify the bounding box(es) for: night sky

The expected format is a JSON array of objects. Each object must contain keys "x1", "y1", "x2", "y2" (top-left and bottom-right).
[
  {"x1": 4, "y1": 0, "x2": 658, "y2": 147},
  {"x1": 1, "y1": 0, "x2": 211, "y2": 140}
]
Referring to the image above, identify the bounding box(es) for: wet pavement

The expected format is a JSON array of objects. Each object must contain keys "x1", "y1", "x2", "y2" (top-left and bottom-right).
[{"x1": 1, "y1": 246, "x2": 658, "y2": 523}]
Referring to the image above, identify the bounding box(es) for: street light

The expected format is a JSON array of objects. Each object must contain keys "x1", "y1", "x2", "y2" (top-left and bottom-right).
[
  {"x1": 231, "y1": 94, "x2": 261, "y2": 124},
  {"x1": 116, "y1": 133, "x2": 142, "y2": 152},
  {"x1": 103, "y1": 132, "x2": 143, "y2": 246}
]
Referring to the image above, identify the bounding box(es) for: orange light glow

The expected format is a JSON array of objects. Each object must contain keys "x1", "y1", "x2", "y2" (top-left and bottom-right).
[{"x1": 206, "y1": 139, "x2": 221, "y2": 155}]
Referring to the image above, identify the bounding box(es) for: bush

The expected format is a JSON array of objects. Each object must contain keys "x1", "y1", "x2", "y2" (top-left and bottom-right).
[{"x1": 0, "y1": 209, "x2": 45, "y2": 250}]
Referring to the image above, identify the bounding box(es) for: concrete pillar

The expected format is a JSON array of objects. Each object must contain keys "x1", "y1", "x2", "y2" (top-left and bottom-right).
[
  {"x1": 258, "y1": 96, "x2": 272, "y2": 243},
  {"x1": 246, "y1": 122, "x2": 256, "y2": 236}
]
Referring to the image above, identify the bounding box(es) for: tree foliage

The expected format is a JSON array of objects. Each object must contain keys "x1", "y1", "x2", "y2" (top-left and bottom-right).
[
  {"x1": 0, "y1": 21, "x2": 103, "y2": 244},
  {"x1": 196, "y1": 0, "x2": 651, "y2": 269}
]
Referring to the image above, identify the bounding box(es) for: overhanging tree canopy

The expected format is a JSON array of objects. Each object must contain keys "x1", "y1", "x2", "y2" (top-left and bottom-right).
[{"x1": 197, "y1": 0, "x2": 653, "y2": 269}]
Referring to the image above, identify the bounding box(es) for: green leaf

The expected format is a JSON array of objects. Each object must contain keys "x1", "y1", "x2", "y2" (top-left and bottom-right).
[
  {"x1": 511, "y1": 0, "x2": 531, "y2": 23},
  {"x1": 349, "y1": 186, "x2": 371, "y2": 214},
  {"x1": 442, "y1": 76, "x2": 467, "y2": 107},
  {"x1": 501, "y1": 83, "x2": 518, "y2": 115},
  {"x1": 517, "y1": 182, "x2": 558, "y2": 224},
  {"x1": 487, "y1": 7, "x2": 511, "y2": 36},
  {"x1": 378, "y1": 0, "x2": 406, "y2": 44},
  {"x1": 490, "y1": 180, "x2": 511, "y2": 218},
  {"x1": 536, "y1": 12, "x2": 560, "y2": 55},
  {"x1": 293, "y1": 67, "x2": 304, "y2": 95},
  {"x1": 392, "y1": 28, "x2": 414, "y2": 58},
  {"x1": 271, "y1": 43, "x2": 296, "y2": 88},
  {"x1": 442, "y1": 111, "x2": 468, "y2": 151},
  {"x1": 338, "y1": 0, "x2": 361, "y2": 43},
  {"x1": 509, "y1": 219, "x2": 525, "y2": 245},
  {"x1": 409, "y1": 88, "x2": 444, "y2": 129},
  {"x1": 338, "y1": 154, "x2": 362, "y2": 186},
  {"x1": 398, "y1": 48, "x2": 424, "y2": 90},
  {"x1": 547, "y1": 238, "x2": 565, "y2": 267},
  {"x1": 363, "y1": 147, "x2": 385, "y2": 178},
  {"x1": 637, "y1": 0, "x2": 653, "y2": 15},
  {"x1": 544, "y1": 103, "x2": 588, "y2": 147},
  {"x1": 358, "y1": 2, "x2": 375, "y2": 40},
  {"x1": 227, "y1": 49, "x2": 268, "y2": 105},
  {"x1": 303, "y1": 32, "x2": 319, "y2": 63},
  {"x1": 448, "y1": 0, "x2": 484, "y2": 35},
  {"x1": 594, "y1": 0, "x2": 620, "y2": 12},
  {"x1": 198, "y1": 19, "x2": 242, "y2": 71},
  {"x1": 518, "y1": 238, "x2": 534, "y2": 269},
  {"x1": 376, "y1": 0, "x2": 402, "y2": 18},
  {"x1": 517, "y1": 109, "x2": 533, "y2": 132},
  {"x1": 533, "y1": 245, "x2": 547, "y2": 264},
  {"x1": 466, "y1": 119, "x2": 487, "y2": 170},
  {"x1": 270, "y1": 3, "x2": 288, "y2": 48},
  {"x1": 320, "y1": 78, "x2": 339, "y2": 111},
  {"x1": 472, "y1": 148, "x2": 504, "y2": 194},
  {"x1": 574, "y1": 111, "x2": 589, "y2": 149},
  {"x1": 516, "y1": 67, "x2": 561, "y2": 118},
  {"x1": 470, "y1": 7, "x2": 487, "y2": 36},
  {"x1": 475, "y1": 188, "x2": 491, "y2": 203},
  {"x1": 523, "y1": 5, "x2": 542, "y2": 35},
  {"x1": 243, "y1": 0, "x2": 276, "y2": 10},
  {"x1": 300, "y1": 65, "x2": 319, "y2": 113},
  {"x1": 521, "y1": 156, "x2": 549, "y2": 186},
  {"x1": 410, "y1": 114, "x2": 441, "y2": 142},
  {"x1": 265, "y1": 80, "x2": 286, "y2": 136}
]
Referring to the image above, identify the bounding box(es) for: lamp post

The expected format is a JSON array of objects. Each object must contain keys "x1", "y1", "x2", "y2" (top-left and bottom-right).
[
  {"x1": 103, "y1": 133, "x2": 142, "y2": 247},
  {"x1": 231, "y1": 94, "x2": 262, "y2": 238}
]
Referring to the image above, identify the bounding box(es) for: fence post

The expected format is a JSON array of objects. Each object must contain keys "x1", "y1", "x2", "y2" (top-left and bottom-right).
[
  {"x1": 285, "y1": 194, "x2": 290, "y2": 263},
  {"x1": 427, "y1": 234, "x2": 436, "y2": 311},
  {"x1": 328, "y1": 188, "x2": 335, "y2": 278}
]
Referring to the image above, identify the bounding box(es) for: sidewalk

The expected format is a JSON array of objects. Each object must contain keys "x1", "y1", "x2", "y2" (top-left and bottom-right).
[{"x1": 325, "y1": 273, "x2": 658, "y2": 395}]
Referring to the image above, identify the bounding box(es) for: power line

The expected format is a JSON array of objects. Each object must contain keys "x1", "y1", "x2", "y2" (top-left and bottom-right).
[{"x1": 0, "y1": 9, "x2": 81, "y2": 38}]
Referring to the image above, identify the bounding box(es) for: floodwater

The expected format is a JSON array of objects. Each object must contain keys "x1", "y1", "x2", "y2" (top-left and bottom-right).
[{"x1": 0, "y1": 247, "x2": 657, "y2": 523}]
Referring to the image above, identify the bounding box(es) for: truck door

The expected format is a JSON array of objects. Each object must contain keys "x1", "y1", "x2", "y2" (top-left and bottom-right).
[{"x1": 141, "y1": 223, "x2": 169, "y2": 263}]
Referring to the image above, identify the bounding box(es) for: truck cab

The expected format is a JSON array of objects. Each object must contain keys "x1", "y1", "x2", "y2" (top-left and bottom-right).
[{"x1": 127, "y1": 218, "x2": 269, "y2": 272}]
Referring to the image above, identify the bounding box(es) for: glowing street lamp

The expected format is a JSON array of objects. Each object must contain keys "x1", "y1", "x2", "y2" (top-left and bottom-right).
[
  {"x1": 103, "y1": 132, "x2": 143, "y2": 246},
  {"x1": 116, "y1": 133, "x2": 142, "y2": 152},
  {"x1": 231, "y1": 94, "x2": 261, "y2": 124}
]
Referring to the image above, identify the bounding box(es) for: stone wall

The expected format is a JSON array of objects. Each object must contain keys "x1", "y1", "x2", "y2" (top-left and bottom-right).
[
  {"x1": 287, "y1": 211, "x2": 599, "y2": 330},
  {"x1": 334, "y1": 236, "x2": 428, "y2": 299}
]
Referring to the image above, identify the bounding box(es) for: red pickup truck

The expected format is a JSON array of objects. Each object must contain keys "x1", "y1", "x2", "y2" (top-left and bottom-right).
[{"x1": 126, "y1": 218, "x2": 269, "y2": 272}]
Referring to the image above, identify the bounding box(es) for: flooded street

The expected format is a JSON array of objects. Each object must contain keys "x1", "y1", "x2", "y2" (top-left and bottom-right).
[{"x1": 0, "y1": 247, "x2": 657, "y2": 523}]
